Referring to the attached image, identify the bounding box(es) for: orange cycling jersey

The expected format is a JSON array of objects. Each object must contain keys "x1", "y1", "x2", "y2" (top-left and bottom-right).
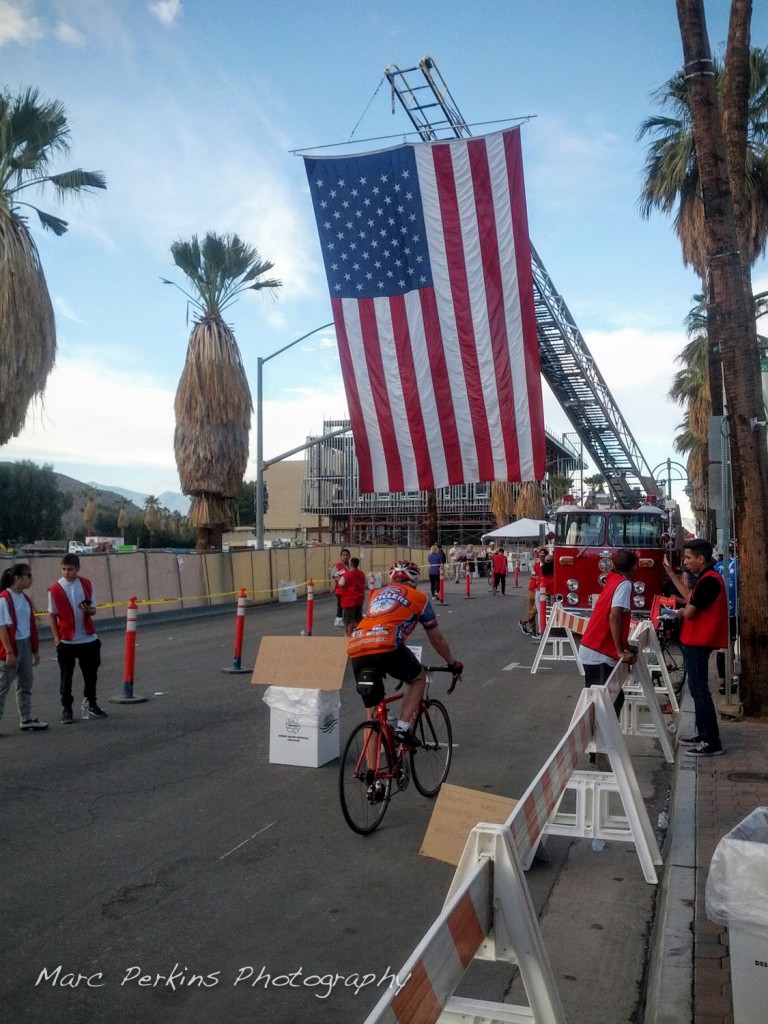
[{"x1": 347, "y1": 583, "x2": 438, "y2": 658}]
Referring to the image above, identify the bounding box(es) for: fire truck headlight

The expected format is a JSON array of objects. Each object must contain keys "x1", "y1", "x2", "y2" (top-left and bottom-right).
[
  {"x1": 633, "y1": 581, "x2": 646, "y2": 594},
  {"x1": 598, "y1": 573, "x2": 608, "y2": 587},
  {"x1": 632, "y1": 595, "x2": 646, "y2": 609},
  {"x1": 566, "y1": 593, "x2": 580, "y2": 606},
  {"x1": 567, "y1": 579, "x2": 579, "y2": 591},
  {"x1": 598, "y1": 557, "x2": 613, "y2": 572}
]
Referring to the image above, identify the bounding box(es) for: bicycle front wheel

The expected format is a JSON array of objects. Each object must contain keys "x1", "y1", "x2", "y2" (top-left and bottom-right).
[
  {"x1": 410, "y1": 699, "x2": 452, "y2": 797},
  {"x1": 663, "y1": 640, "x2": 686, "y2": 696},
  {"x1": 339, "y1": 722, "x2": 392, "y2": 835}
]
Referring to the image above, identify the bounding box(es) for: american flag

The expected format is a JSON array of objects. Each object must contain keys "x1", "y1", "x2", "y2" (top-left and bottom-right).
[{"x1": 304, "y1": 128, "x2": 545, "y2": 493}]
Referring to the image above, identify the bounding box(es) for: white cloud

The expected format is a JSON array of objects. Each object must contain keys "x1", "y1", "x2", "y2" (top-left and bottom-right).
[
  {"x1": 55, "y1": 20, "x2": 84, "y2": 47},
  {"x1": 0, "y1": 0, "x2": 41, "y2": 46},
  {"x1": 148, "y1": 0, "x2": 181, "y2": 28}
]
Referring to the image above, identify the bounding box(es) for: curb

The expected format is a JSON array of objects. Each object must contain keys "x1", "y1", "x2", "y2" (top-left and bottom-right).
[{"x1": 644, "y1": 699, "x2": 697, "y2": 1023}]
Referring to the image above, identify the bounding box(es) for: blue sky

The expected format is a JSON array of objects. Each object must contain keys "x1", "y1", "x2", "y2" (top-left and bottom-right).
[{"x1": 1, "y1": 0, "x2": 766, "y2": 513}]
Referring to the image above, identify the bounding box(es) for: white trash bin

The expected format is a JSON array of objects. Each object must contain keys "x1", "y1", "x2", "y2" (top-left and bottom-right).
[{"x1": 706, "y1": 806, "x2": 768, "y2": 1023}]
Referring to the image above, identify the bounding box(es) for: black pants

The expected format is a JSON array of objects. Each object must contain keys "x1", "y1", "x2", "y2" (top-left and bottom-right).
[
  {"x1": 58, "y1": 639, "x2": 101, "y2": 708},
  {"x1": 429, "y1": 574, "x2": 440, "y2": 596},
  {"x1": 493, "y1": 572, "x2": 506, "y2": 594},
  {"x1": 583, "y1": 661, "x2": 625, "y2": 716}
]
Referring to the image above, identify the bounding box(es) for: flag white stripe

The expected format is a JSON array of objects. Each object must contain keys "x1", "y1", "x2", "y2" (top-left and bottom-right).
[
  {"x1": 414, "y1": 143, "x2": 473, "y2": 481},
  {"x1": 403, "y1": 290, "x2": 449, "y2": 488},
  {"x1": 486, "y1": 132, "x2": 536, "y2": 477},
  {"x1": 341, "y1": 299, "x2": 389, "y2": 490},
  {"x1": 450, "y1": 140, "x2": 509, "y2": 480},
  {"x1": 372, "y1": 298, "x2": 420, "y2": 489}
]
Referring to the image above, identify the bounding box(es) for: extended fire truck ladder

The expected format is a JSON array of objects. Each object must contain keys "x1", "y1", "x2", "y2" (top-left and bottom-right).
[{"x1": 385, "y1": 57, "x2": 659, "y2": 507}]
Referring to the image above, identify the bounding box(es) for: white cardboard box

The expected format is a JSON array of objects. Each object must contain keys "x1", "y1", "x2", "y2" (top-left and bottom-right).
[
  {"x1": 252, "y1": 637, "x2": 348, "y2": 768},
  {"x1": 265, "y1": 687, "x2": 340, "y2": 767}
]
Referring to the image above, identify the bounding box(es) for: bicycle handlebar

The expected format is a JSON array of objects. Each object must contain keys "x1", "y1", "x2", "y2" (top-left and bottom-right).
[{"x1": 423, "y1": 664, "x2": 463, "y2": 694}]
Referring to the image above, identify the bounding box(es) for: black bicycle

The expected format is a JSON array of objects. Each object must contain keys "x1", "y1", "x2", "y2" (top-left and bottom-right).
[{"x1": 338, "y1": 665, "x2": 460, "y2": 835}]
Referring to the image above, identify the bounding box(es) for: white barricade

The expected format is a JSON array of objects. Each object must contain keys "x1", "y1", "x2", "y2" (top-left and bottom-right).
[
  {"x1": 530, "y1": 600, "x2": 587, "y2": 675},
  {"x1": 363, "y1": 684, "x2": 662, "y2": 1024}
]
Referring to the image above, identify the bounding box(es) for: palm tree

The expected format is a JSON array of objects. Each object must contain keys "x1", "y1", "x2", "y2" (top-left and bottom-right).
[
  {"x1": 637, "y1": 46, "x2": 768, "y2": 279},
  {"x1": 668, "y1": 295, "x2": 711, "y2": 530},
  {"x1": 81, "y1": 487, "x2": 99, "y2": 537},
  {"x1": 0, "y1": 87, "x2": 106, "y2": 445},
  {"x1": 513, "y1": 481, "x2": 545, "y2": 521},
  {"x1": 116, "y1": 499, "x2": 130, "y2": 542},
  {"x1": 164, "y1": 232, "x2": 281, "y2": 551},
  {"x1": 143, "y1": 495, "x2": 161, "y2": 548}
]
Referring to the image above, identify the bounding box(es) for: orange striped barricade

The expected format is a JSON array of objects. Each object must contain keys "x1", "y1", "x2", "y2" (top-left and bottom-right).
[
  {"x1": 221, "y1": 588, "x2": 251, "y2": 674},
  {"x1": 109, "y1": 596, "x2": 148, "y2": 705},
  {"x1": 464, "y1": 564, "x2": 472, "y2": 599},
  {"x1": 530, "y1": 599, "x2": 587, "y2": 675},
  {"x1": 363, "y1": 688, "x2": 662, "y2": 1023},
  {"x1": 305, "y1": 578, "x2": 314, "y2": 636},
  {"x1": 363, "y1": 831, "x2": 566, "y2": 1024},
  {"x1": 438, "y1": 563, "x2": 445, "y2": 604}
]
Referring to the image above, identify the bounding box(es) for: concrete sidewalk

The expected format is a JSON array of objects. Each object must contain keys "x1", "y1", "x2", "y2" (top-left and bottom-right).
[{"x1": 646, "y1": 688, "x2": 768, "y2": 1024}]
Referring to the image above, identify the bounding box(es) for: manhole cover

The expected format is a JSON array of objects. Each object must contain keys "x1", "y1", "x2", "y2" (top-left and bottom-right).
[{"x1": 726, "y1": 771, "x2": 768, "y2": 783}]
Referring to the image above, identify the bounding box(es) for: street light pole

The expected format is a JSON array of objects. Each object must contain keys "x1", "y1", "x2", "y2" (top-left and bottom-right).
[{"x1": 255, "y1": 322, "x2": 333, "y2": 550}]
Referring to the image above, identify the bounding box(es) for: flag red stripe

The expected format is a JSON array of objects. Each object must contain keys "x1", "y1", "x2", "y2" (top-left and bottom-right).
[
  {"x1": 431, "y1": 144, "x2": 496, "y2": 481},
  {"x1": 504, "y1": 130, "x2": 546, "y2": 472},
  {"x1": 468, "y1": 136, "x2": 521, "y2": 479},
  {"x1": 332, "y1": 299, "x2": 374, "y2": 492},
  {"x1": 419, "y1": 289, "x2": 464, "y2": 485},
  {"x1": 390, "y1": 296, "x2": 435, "y2": 490},
  {"x1": 359, "y1": 298, "x2": 404, "y2": 492}
]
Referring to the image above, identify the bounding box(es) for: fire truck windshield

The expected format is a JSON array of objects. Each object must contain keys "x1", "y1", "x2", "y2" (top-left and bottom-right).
[
  {"x1": 607, "y1": 513, "x2": 664, "y2": 548},
  {"x1": 555, "y1": 513, "x2": 605, "y2": 546}
]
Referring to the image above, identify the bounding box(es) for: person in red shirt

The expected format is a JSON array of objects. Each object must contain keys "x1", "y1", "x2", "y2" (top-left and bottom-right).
[
  {"x1": 491, "y1": 545, "x2": 508, "y2": 595},
  {"x1": 331, "y1": 548, "x2": 351, "y2": 626},
  {"x1": 519, "y1": 548, "x2": 545, "y2": 634},
  {"x1": 338, "y1": 556, "x2": 367, "y2": 637}
]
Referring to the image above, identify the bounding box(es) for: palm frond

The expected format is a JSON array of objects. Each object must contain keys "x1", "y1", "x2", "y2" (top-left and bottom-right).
[{"x1": 0, "y1": 211, "x2": 56, "y2": 444}]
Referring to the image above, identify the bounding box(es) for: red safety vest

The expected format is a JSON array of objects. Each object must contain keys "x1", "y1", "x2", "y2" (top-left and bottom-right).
[
  {"x1": 339, "y1": 568, "x2": 367, "y2": 609},
  {"x1": 0, "y1": 590, "x2": 39, "y2": 660},
  {"x1": 680, "y1": 569, "x2": 728, "y2": 649},
  {"x1": 48, "y1": 578, "x2": 95, "y2": 641},
  {"x1": 580, "y1": 571, "x2": 630, "y2": 661}
]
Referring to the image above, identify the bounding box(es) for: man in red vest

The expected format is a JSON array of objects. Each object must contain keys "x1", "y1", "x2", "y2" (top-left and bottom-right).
[
  {"x1": 48, "y1": 554, "x2": 107, "y2": 723},
  {"x1": 0, "y1": 563, "x2": 46, "y2": 731},
  {"x1": 331, "y1": 548, "x2": 351, "y2": 626},
  {"x1": 578, "y1": 549, "x2": 639, "y2": 717},
  {"x1": 664, "y1": 539, "x2": 727, "y2": 756}
]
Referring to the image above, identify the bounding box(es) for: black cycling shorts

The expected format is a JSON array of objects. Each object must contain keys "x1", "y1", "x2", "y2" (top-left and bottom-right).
[{"x1": 351, "y1": 648, "x2": 423, "y2": 708}]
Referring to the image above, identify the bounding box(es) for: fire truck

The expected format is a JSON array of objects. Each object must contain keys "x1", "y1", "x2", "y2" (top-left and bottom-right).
[{"x1": 552, "y1": 495, "x2": 667, "y2": 614}]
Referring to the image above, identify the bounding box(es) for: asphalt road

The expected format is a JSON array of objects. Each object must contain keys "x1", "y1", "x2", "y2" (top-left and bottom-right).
[{"x1": 0, "y1": 579, "x2": 669, "y2": 1023}]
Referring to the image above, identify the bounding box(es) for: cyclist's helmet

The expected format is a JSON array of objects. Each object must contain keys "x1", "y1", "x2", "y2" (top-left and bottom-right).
[{"x1": 389, "y1": 560, "x2": 420, "y2": 586}]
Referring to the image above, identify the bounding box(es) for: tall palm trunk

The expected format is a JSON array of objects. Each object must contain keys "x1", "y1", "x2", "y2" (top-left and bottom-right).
[{"x1": 677, "y1": 0, "x2": 768, "y2": 716}]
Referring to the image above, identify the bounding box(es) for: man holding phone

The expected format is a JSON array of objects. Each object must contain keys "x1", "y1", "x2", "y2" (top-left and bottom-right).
[{"x1": 48, "y1": 554, "x2": 107, "y2": 723}]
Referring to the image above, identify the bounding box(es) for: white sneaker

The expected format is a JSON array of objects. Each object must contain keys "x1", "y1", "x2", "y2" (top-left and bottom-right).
[{"x1": 334, "y1": 617, "x2": 343, "y2": 627}]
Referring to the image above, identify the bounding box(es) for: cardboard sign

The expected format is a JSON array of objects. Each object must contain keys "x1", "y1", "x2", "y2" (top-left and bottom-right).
[
  {"x1": 251, "y1": 636, "x2": 348, "y2": 691},
  {"x1": 420, "y1": 783, "x2": 517, "y2": 866}
]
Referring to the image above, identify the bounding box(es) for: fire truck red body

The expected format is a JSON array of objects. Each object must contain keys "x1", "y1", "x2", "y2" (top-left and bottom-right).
[{"x1": 552, "y1": 497, "x2": 666, "y2": 614}]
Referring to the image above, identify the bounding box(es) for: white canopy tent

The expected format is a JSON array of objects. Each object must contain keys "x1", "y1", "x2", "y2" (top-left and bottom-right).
[{"x1": 482, "y1": 518, "x2": 555, "y2": 541}]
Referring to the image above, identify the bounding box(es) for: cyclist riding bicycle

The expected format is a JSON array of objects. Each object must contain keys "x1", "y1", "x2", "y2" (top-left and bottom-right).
[{"x1": 348, "y1": 560, "x2": 463, "y2": 748}]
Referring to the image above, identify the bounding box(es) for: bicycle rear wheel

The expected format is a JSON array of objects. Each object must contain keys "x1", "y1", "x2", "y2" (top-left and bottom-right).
[
  {"x1": 663, "y1": 640, "x2": 686, "y2": 696},
  {"x1": 410, "y1": 699, "x2": 452, "y2": 797},
  {"x1": 339, "y1": 722, "x2": 392, "y2": 835}
]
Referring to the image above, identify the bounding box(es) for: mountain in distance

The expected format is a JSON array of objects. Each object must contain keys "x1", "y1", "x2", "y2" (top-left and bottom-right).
[{"x1": 89, "y1": 483, "x2": 191, "y2": 515}]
